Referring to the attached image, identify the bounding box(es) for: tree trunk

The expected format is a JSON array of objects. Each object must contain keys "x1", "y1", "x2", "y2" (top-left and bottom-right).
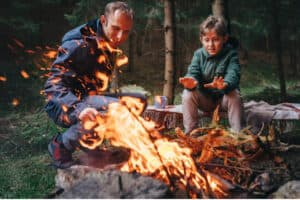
[
  {"x1": 270, "y1": 0, "x2": 286, "y2": 101},
  {"x1": 163, "y1": 0, "x2": 176, "y2": 104},
  {"x1": 211, "y1": 0, "x2": 230, "y2": 34},
  {"x1": 289, "y1": 0, "x2": 298, "y2": 76}
]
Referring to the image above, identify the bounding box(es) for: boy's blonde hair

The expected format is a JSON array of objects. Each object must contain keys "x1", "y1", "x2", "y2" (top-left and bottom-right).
[{"x1": 199, "y1": 15, "x2": 228, "y2": 37}]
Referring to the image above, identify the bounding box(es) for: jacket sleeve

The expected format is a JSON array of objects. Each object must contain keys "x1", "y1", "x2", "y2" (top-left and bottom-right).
[
  {"x1": 185, "y1": 50, "x2": 202, "y2": 83},
  {"x1": 223, "y1": 50, "x2": 241, "y2": 93},
  {"x1": 44, "y1": 39, "x2": 103, "y2": 127}
]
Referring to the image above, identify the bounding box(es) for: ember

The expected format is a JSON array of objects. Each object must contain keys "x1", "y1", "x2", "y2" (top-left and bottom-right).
[
  {"x1": 12, "y1": 98, "x2": 20, "y2": 106},
  {"x1": 0, "y1": 76, "x2": 7, "y2": 82},
  {"x1": 20, "y1": 70, "x2": 30, "y2": 79}
]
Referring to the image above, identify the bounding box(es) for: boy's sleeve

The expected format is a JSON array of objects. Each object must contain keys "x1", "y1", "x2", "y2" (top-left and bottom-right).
[
  {"x1": 223, "y1": 50, "x2": 241, "y2": 93},
  {"x1": 185, "y1": 50, "x2": 202, "y2": 82}
]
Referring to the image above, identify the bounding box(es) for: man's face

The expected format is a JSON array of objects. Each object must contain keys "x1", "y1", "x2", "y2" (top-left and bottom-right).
[
  {"x1": 101, "y1": 9, "x2": 133, "y2": 48},
  {"x1": 200, "y1": 29, "x2": 228, "y2": 56}
]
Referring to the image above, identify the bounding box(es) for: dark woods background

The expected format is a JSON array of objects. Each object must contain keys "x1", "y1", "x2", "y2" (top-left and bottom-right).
[{"x1": 1, "y1": 0, "x2": 300, "y2": 115}]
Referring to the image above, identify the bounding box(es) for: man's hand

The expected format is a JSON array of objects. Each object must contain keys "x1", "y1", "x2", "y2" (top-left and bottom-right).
[
  {"x1": 204, "y1": 76, "x2": 228, "y2": 90},
  {"x1": 79, "y1": 107, "x2": 98, "y2": 121},
  {"x1": 179, "y1": 77, "x2": 198, "y2": 89}
]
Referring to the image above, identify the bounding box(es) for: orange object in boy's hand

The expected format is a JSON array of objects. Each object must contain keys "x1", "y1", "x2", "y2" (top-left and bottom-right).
[
  {"x1": 179, "y1": 77, "x2": 198, "y2": 89},
  {"x1": 204, "y1": 76, "x2": 228, "y2": 90}
]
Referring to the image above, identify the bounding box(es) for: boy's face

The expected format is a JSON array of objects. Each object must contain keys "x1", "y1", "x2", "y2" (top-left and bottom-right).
[
  {"x1": 101, "y1": 9, "x2": 133, "y2": 48},
  {"x1": 200, "y1": 29, "x2": 228, "y2": 56}
]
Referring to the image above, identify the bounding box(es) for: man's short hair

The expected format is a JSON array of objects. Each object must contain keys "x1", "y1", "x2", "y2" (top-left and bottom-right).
[
  {"x1": 199, "y1": 15, "x2": 228, "y2": 37},
  {"x1": 104, "y1": 1, "x2": 134, "y2": 19}
]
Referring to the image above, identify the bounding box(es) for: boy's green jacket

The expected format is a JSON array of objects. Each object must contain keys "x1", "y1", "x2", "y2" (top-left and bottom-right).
[{"x1": 185, "y1": 44, "x2": 240, "y2": 99}]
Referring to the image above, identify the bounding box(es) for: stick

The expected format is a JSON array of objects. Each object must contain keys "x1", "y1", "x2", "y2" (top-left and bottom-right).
[{"x1": 202, "y1": 163, "x2": 286, "y2": 174}]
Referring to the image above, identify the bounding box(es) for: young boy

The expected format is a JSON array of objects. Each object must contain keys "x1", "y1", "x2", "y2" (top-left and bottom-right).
[{"x1": 179, "y1": 15, "x2": 245, "y2": 134}]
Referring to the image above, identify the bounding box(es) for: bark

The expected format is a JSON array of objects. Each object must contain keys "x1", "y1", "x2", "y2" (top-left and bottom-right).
[
  {"x1": 211, "y1": 0, "x2": 230, "y2": 34},
  {"x1": 163, "y1": 0, "x2": 176, "y2": 104},
  {"x1": 289, "y1": 0, "x2": 298, "y2": 76},
  {"x1": 142, "y1": 108, "x2": 183, "y2": 131}
]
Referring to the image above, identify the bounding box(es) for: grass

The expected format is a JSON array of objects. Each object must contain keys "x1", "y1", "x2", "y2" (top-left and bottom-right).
[
  {"x1": 0, "y1": 111, "x2": 60, "y2": 198},
  {"x1": 0, "y1": 59, "x2": 299, "y2": 198},
  {"x1": 0, "y1": 154, "x2": 56, "y2": 198}
]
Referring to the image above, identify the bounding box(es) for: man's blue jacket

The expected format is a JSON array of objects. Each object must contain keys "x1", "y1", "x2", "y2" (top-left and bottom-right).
[{"x1": 44, "y1": 19, "x2": 117, "y2": 127}]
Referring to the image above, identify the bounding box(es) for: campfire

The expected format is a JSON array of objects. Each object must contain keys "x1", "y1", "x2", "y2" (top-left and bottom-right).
[{"x1": 78, "y1": 96, "x2": 271, "y2": 198}]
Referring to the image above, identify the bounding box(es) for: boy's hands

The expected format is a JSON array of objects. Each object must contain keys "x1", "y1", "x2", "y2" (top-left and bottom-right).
[
  {"x1": 179, "y1": 77, "x2": 198, "y2": 89},
  {"x1": 204, "y1": 76, "x2": 228, "y2": 90}
]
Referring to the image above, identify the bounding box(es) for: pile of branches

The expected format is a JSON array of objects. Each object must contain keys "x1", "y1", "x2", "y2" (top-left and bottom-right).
[{"x1": 171, "y1": 106, "x2": 290, "y2": 196}]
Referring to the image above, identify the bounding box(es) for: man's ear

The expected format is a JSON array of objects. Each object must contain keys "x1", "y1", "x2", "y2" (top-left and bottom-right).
[{"x1": 100, "y1": 15, "x2": 106, "y2": 25}]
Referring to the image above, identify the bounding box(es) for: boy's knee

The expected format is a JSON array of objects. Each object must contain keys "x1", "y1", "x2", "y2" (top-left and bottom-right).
[
  {"x1": 225, "y1": 89, "x2": 242, "y2": 102},
  {"x1": 182, "y1": 89, "x2": 197, "y2": 102}
]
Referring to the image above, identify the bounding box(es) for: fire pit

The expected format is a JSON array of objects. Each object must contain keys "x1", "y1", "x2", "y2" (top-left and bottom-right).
[{"x1": 51, "y1": 97, "x2": 300, "y2": 198}]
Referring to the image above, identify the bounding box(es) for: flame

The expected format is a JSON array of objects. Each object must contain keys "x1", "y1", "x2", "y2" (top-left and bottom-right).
[
  {"x1": 61, "y1": 104, "x2": 68, "y2": 112},
  {"x1": 13, "y1": 38, "x2": 24, "y2": 48},
  {"x1": 95, "y1": 71, "x2": 109, "y2": 92},
  {"x1": 25, "y1": 49, "x2": 35, "y2": 54},
  {"x1": 116, "y1": 55, "x2": 128, "y2": 67},
  {"x1": 44, "y1": 51, "x2": 57, "y2": 59},
  {"x1": 96, "y1": 39, "x2": 122, "y2": 54},
  {"x1": 97, "y1": 55, "x2": 106, "y2": 64},
  {"x1": 12, "y1": 98, "x2": 19, "y2": 106},
  {"x1": 20, "y1": 70, "x2": 30, "y2": 79},
  {"x1": 50, "y1": 77, "x2": 61, "y2": 84},
  {"x1": 78, "y1": 97, "x2": 230, "y2": 197},
  {"x1": 0, "y1": 76, "x2": 7, "y2": 82}
]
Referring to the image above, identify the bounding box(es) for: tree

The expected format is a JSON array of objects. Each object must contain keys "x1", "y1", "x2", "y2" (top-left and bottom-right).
[
  {"x1": 163, "y1": 0, "x2": 176, "y2": 104},
  {"x1": 270, "y1": 0, "x2": 286, "y2": 101},
  {"x1": 211, "y1": 0, "x2": 230, "y2": 33}
]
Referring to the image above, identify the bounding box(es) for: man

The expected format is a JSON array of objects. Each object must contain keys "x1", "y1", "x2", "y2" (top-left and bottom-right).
[{"x1": 45, "y1": 1, "x2": 146, "y2": 169}]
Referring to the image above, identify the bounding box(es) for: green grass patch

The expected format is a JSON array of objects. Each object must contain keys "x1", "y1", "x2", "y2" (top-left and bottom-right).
[
  {"x1": 0, "y1": 111, "x2": 61, "y2": 198},
  {"x1": 0, "y1": 154, "x2": 56, "y2": 198}
]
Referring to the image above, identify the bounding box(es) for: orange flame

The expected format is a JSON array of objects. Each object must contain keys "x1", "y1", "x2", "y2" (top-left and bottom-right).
[
  {"x1": 0, "y1": 76, "x2": 7, "y2": 82},
  {"x1": 95, "y1": 71, "x2": 109, "y2": 92},
  {"x1": 116, "y1": 55, "x2": 128, "y2": 67},
  {"x1": 78, "y1": 97, "x2": 229, "y2": 197},
  {"x1": 50, "y1": 77, "x2": 61, "y2": 84},
  {"x1": 12, "y1": 98, "x2": 20, "y2": 106},
  {"x1": 96, "y1": 39, "x2": 122, "y2": 54},
  {"x1": 44, "y1": 50, "x2": 57, "y2": 59},
  {"x1": 61, "y1": 104, "x2": 68, "y2": 112},
  {"x1": 97, "y1": 55, "x2": 106, "y2": 64},
  {"x1": 20, "y1": 70, "x2": 30, "y2": 79}
]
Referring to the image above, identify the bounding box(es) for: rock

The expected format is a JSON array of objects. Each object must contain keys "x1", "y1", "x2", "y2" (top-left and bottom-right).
[
  {"x1": 269, "y1": 180, "x2": 300, "y2": 198},
  {"x1": 56, "y1": 168, "x2": 171, "y2": 198}
]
